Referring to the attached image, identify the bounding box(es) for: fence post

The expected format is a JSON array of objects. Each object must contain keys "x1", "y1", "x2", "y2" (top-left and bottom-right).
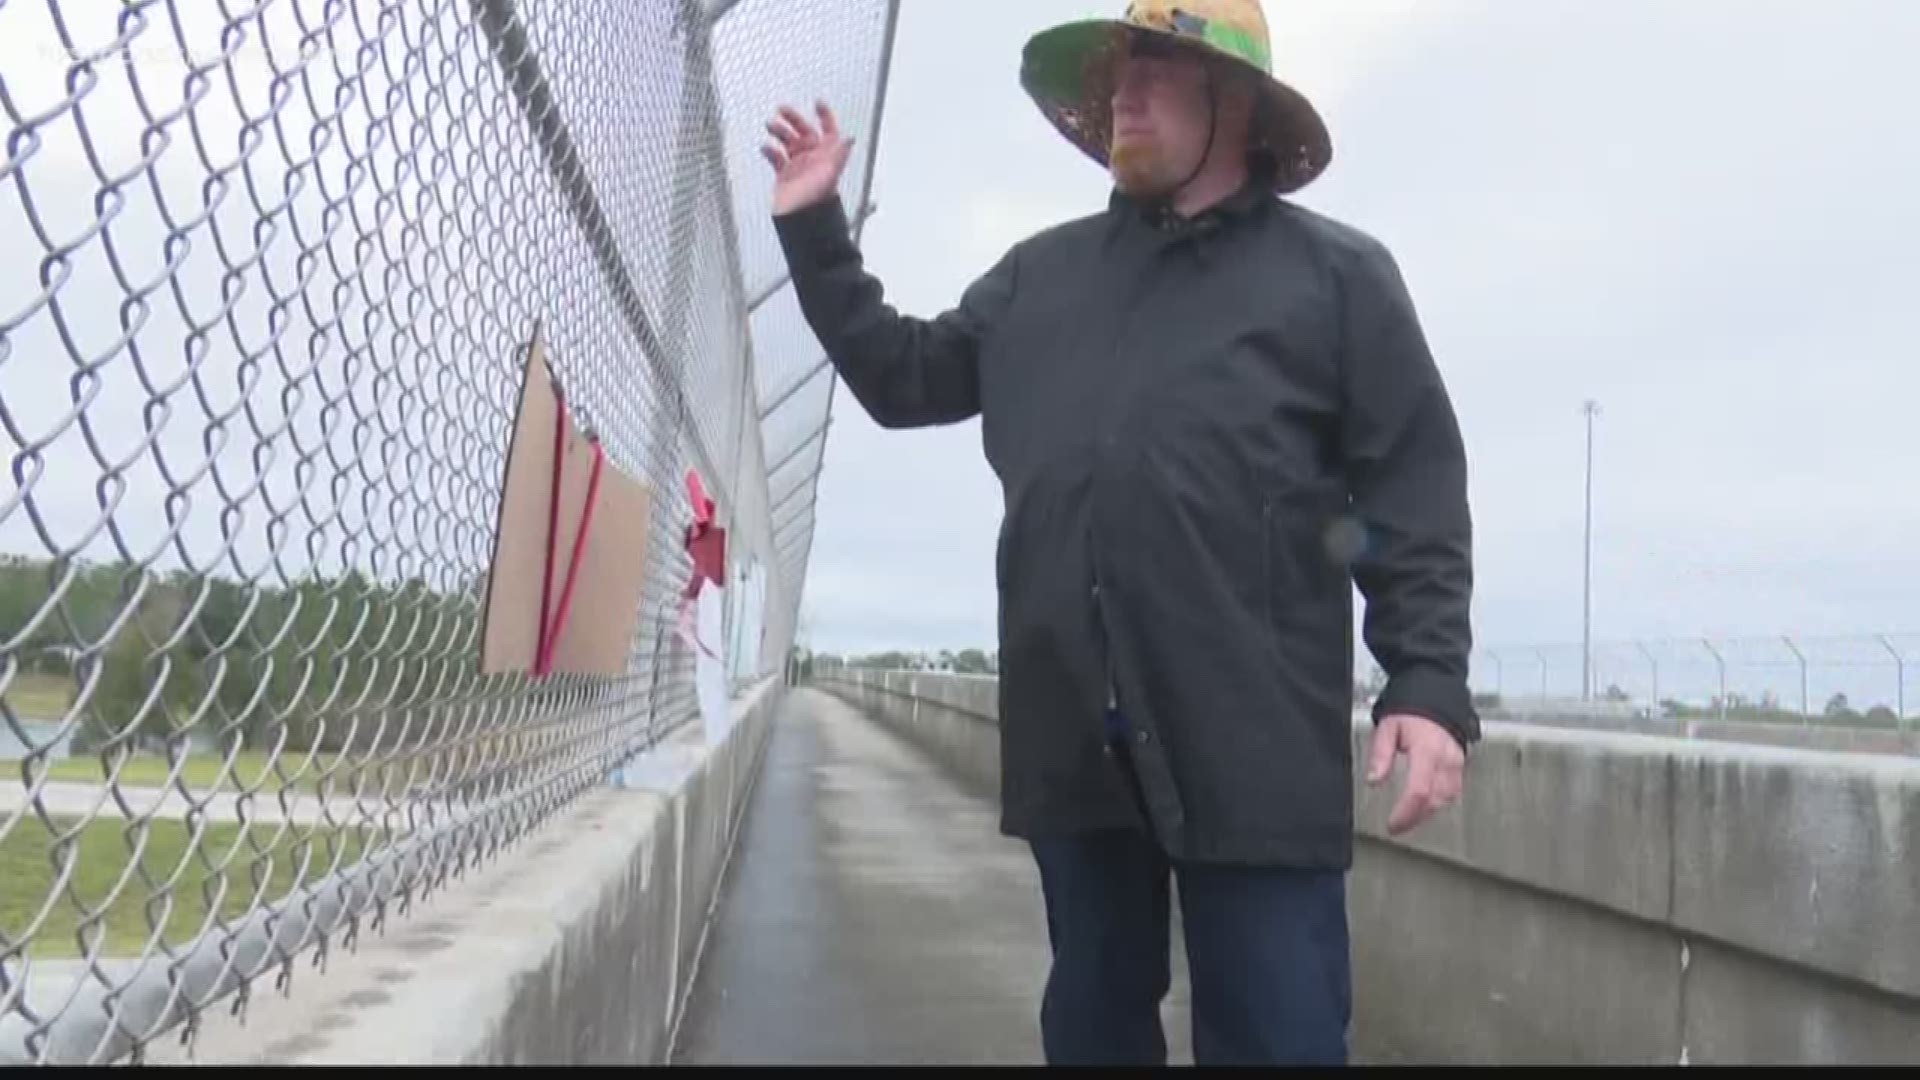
[
  {"x1": 1878, "y1": 634, "x2": 1906, "y2": 730},
  {"x1": 661, "y1": 0, "x2": 725, "y2": 463},
  {"x1": 656, "y1": 0, "x2": 738, "y2": 676},
  {"x1": 1635, "y1": 639, "x2": 1658, "y2": 716},
  {"x1": 473, "y1": 0, "x2": 721, "y2": 498},
  {"x1": 689, "y1": 0, "x2": 773, "y2": 670},
  {"x1": 1782, "y1": 635, "x2": 1808, "y2": 723},
  {"x1": 1701, "y1": 638, "x2": 1726, "y2": 721}
]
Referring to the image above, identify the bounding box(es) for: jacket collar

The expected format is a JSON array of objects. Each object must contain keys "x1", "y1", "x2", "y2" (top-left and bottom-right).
[{"x1": 1104, "y1": 156, "x2": 1278, "y2": 242}]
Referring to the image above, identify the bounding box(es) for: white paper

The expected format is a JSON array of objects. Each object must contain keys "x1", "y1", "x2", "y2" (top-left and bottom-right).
[
  {"x1": 696, "y1": 584, "x2": 730, "y2": 744},
  {"x1": 727, "y1": 558, "x2": 766, "y2": 685}
]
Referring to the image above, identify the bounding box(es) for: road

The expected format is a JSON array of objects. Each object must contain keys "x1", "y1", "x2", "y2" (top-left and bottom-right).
[{"x1": 0, "y1": 780, "x2": 400, "y2": 827}]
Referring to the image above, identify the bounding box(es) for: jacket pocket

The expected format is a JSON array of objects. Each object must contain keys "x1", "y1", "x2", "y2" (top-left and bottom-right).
[{"x1": 1262, "y1": 486, "x2": 1345, "y2": 631}]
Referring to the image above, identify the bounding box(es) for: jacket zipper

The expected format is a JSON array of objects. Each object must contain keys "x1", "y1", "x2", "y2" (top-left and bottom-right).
[
  {"x1": 1093, "y1": 225, "x2": 1164, "y2": 737},
  {"x1": 1094, "y1": 578, "x2": 1117, "y2": 710}
]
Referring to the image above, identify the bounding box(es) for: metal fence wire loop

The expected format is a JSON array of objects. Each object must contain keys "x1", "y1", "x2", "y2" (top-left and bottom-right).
[{"x1": 1, "y1": 0, "x2": 893, "y2": 1063}]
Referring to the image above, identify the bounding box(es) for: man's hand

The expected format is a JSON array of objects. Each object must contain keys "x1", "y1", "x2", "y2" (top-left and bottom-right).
[
  {"x1": 762, "y1": 101, "x2": 854, "y2": 217},
  {"x1": 1366, "y1": 713, "x2": 1466, "y2": 836}
]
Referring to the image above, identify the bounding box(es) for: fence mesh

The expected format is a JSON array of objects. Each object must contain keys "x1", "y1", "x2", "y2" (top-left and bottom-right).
[
  {"x1": 1467, "y1": 634, "x2": 1919, "y2": 726},
  {"x1": 0, "y1": 0, "x2": 889, "y2": 1063}
]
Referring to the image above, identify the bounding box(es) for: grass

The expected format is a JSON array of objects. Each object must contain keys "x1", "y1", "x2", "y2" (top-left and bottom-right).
[
  {"x1": 0, "y1": 814, "x2": 378, "y2": 959},
  {"x1": 7, "y1": 672, "x2": 75, "y2": 719},
  {"x1": 39, "y1": 747, "x2": 513, "y2": 798}
]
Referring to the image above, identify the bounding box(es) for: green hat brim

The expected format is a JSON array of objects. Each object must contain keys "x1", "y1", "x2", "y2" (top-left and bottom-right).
[{"x1": 1018, "y1": 19, "x2": 1332, "y2": 195}]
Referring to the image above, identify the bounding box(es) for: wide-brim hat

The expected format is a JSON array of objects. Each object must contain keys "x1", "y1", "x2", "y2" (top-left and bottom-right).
[{"x1": 1019, "y1": 0, "x2": 1332, "y2": 195}]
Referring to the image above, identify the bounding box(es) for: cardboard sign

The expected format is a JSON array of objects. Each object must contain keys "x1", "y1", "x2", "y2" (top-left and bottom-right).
[{"x1": 479, "y1": 329, "x2": 654, "y2": 678}]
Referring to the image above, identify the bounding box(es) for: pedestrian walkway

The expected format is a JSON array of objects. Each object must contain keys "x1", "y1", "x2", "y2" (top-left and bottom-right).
[{"x1": 669, "y1": 688, "x2": 1195, "y2": 1065}]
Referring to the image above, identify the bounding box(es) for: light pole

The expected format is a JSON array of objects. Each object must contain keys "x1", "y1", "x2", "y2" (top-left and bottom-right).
[{"x1": 1582, "y1": 399, "x2": 1601, "y2": 702}]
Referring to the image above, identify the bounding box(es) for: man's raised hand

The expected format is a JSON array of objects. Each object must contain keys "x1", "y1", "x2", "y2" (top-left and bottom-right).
[{"x1": 763, "y1": 101, "x2": 854, "y2": 217}]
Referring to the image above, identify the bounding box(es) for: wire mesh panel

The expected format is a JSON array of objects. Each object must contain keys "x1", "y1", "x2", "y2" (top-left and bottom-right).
[
  {"x1": 0, "y1": 0, "x2": 890, "y2": 1064},
  {"x1": 713, "y1": 0, "x2": 891, "y2": 303},
  {"x1": 752, "y1": 273, "x2": 832, "y2": 418},
  {"x1": 1470, "y1": 634, "x2": 1919, "y2": 728}
]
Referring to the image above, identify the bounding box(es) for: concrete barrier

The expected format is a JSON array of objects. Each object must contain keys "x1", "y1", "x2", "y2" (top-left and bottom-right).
[
  {"x1": 816, "y1": 669, "x2": 1920, "y2": 1065},
  {"x1": 826, "y1": 669, "x2": 1000, "y2": 798},
  {"x1": 1489, "y1": 708, "x2": 1920, "y2": 758},
  {"x1": 149, "y1": 677, "x2": 785, "y2": 1066}
]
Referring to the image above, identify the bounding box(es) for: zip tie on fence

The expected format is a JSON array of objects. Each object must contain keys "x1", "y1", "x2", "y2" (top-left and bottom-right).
[{"x1": 676, "y1": 469, "x2": 726, "y2": 659}]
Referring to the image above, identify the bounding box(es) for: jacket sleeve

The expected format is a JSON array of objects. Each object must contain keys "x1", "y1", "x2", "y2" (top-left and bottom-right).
[
  {"x1": 772, "y1": 194, "x2": 1016, "y2": 429},
  {"x1": 1335, "y1": 236, "x2": 1481, "y2": 750}
]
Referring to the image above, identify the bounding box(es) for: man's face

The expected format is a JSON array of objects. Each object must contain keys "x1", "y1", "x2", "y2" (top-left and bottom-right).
[{"x1": 1107, "y1": 48, "x2": 1217, "y2": 198}]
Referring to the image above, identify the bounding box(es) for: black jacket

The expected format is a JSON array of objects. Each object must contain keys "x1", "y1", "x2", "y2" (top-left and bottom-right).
[{"x1": 774, "y1": 168, "x2": 1478, "y2": 869}]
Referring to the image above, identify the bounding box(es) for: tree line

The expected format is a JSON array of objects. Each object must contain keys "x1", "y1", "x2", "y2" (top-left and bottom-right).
[{"x1": 1, "y1": 553, "x2": 458, "y2": 755}]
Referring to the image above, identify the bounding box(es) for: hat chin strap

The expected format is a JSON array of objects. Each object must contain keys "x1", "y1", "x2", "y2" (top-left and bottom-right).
[{"x1": 1160, "y1": 70, "x2": 1219, "y2": 218}]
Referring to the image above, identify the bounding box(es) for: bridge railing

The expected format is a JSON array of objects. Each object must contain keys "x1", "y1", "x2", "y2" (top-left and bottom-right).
[{"x1": 0, "y1": 0, "x2": 895, "y2": 1063}]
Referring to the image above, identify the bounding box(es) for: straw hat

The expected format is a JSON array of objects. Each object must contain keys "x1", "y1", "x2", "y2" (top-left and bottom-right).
[{"x1": 1019, "y1": 0, "x2": 1332, "y2": 194}]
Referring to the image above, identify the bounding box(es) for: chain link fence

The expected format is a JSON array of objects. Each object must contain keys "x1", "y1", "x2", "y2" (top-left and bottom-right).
[
  {"x1": 1464, "y1": 634, "x2": 1919, "y2": 728},
  {"x1": 0, "y1": 0, "x2": 895, "y2": 1063}
]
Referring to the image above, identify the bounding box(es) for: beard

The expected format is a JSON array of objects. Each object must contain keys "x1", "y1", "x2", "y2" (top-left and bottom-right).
[{"x1": 1109, "y1": 133, "x2": 1186, "y2": 198}]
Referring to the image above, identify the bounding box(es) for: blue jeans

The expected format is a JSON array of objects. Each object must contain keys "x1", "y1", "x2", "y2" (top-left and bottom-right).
[{"x1": 1029, "y1": 826, "x2": 1351, "y2": 1066}]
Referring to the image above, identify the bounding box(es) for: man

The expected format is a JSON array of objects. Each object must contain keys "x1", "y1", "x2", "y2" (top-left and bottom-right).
[{"x1": 763, "y1": 0, "x2": 1476, "y2": 1066}]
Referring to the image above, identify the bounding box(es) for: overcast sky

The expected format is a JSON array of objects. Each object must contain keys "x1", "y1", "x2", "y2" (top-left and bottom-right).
[
  {"x1": 795, "y1": 0, "x2": 1920, "y2": 684},
  {"x1": 3, "y1": 2, "x2": 1916, "y2": 706}
]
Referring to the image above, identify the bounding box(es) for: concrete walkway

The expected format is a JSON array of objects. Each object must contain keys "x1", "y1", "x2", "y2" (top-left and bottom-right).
[{"x1": 668, "y1": 689, "x2": 1195, "y2": 1065}]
